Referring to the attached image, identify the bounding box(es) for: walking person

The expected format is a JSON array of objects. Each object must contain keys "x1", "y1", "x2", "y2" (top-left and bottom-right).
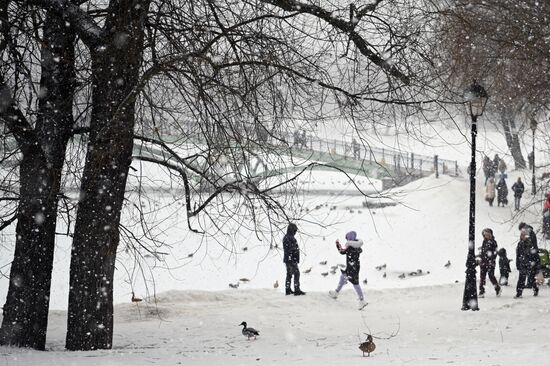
[
  {"x1": 352, "y1": 138, "x2": 361, "y2": 160},
  {"x1": 515, "y1": 228, "x2": 540, "y2": 298},
  {"x1": 479, "y1": 228, "x2": 501, "y2": 297},
  {"x1": 482, "y1": 156, "x2": 492, "y2": 185},
  {"x1": 328, "y1": 231, "x2": 367, "y2": 309},
  {"x1": 511, "y1": 177, "x2": 525, "y2": 211},
  {"x1": 282, "y1": 223, "x2": 306, "y2": 296},
  {"x1": 497, "y1": 248, "x2": 512, "y2": 286},
  {"x1": 496, "y1": 177, "x2": 508, "y2": 207},
  {"x1": 485, "y1": 177, "x2": 496, "y2": 207}
]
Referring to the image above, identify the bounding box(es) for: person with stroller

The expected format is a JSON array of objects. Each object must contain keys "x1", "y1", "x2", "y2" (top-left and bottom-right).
[
  {"x1": 479, "y1": 228, "x2": 501, "y2": 297},
  {"x1": 511, "y1": 177, "x2": 525, "y2": 211},
  {"x1": 515, "y1": 228, "x2": 541, "y2": 298}
]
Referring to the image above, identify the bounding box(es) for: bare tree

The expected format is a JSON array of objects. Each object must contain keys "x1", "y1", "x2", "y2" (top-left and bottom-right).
[
  {"x1": 436, "y1": 0, "x2": 550, "y2": 169},
  {"x1": 0, "y1": 0, "x2": 440, "y2": 351}
]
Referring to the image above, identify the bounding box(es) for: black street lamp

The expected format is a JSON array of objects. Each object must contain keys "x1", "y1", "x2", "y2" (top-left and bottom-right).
[
  {"x1": 530, "y1": 118, "x2": 538, "y2": 195},
  {"x1": 462, "y1": 80, "x2": 488, "y2": 311}
]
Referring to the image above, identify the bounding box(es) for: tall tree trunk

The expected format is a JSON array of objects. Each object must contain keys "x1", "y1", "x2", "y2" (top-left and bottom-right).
[
  {"x1": 65, "y1": 0, "x2": 150, "y2": 350},
  {"x1": 500, "y1": 108, "x2": 526, "y2": 169},
  {"x1": 0, "y1": 14, "x2": 75, "y2": 350}
]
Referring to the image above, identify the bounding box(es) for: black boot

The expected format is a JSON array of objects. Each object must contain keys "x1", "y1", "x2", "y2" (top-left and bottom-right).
[
  {"x1": 285, "y1": 289, "x2": 294, "y2": 295},
  {"x1": 294, "y1": 289, "x2": 306, "y2": 296}
]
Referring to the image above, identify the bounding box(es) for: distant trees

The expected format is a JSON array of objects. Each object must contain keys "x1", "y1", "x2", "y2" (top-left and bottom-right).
[
  {"x1": 0, "y1": 0, "x2": 438, "y2": 351},
  {"x1": 437, "y1": 0, "x2": 550, "y2": 169}
]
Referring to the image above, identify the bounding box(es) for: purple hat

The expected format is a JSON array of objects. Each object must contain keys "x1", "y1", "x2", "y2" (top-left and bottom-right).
[{"x1": 345, "y1": 231, "x2": 357, "y2": 241}]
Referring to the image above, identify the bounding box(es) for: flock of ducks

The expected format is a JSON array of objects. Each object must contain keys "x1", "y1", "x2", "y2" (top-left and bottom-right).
[{"x1": 228, "y1": 260, "x2": 452, "y2": 289}]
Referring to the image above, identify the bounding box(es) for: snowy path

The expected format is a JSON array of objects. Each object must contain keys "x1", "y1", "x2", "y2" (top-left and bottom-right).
[{"x1": 3, "y1": 284, "x2": 550, "y2": 365}]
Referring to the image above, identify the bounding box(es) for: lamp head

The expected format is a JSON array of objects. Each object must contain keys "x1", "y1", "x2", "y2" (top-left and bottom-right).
[{"x1": 464, "y1": 80, "x2": 489, "y2": 118}]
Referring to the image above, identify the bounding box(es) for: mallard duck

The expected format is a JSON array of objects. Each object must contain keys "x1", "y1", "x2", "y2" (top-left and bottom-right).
[
  {"x1": 131, "y1": 292, "x2": 142, "y2": 303},
  {"x1": 239, "y1": 321, "x2": 259, "y2": 340},
  {"x1": 359, "y1": 334, "x2": 376, "y2": 357}
]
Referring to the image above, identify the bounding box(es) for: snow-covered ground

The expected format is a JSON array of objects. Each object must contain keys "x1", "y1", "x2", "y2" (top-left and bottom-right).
[{"x1": 2, "y1": 124, "x2": 550, "y2": 364}]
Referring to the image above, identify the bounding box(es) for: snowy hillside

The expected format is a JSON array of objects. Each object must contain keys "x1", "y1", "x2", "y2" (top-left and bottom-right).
[{"x1": 3, "y1": 161, "x2": 550, "y2": 364}]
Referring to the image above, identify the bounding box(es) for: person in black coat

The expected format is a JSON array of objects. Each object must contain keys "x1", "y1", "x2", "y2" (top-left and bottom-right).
[
  {"x1": 518, "y1": 222, "x2": 538, "y2": 249},
  {"x1": 515, "y1": 229, "x2": 540, "y2": 298},
  {"x1": 282, "y1": 223, "x2": 305, "y2": 296},
  {"x1": 479, "y1": 228, "x2": 501, "y2": 297},
  {"x1": 511, "y1": 177, "x2": 525, "y2": 211},
  {"x1": 497, "y1": 248, "x2": 512, "y2": 286},
  {"x1": 496, "y1": 177, "x2": 508, "y2": 207}
]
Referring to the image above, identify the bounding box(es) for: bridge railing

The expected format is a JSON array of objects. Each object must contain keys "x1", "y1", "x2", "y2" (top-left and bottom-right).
[{"x1": 284, "y1": 131, "x2": 459, "y2": 178}]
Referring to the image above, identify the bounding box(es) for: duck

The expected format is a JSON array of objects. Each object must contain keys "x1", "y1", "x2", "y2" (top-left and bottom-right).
[
  {"x1": 359, "y1": 334, "x2": 376, "y2": 357},
  {"x1": 319, "y1": 260, "x2": 327, "y2": 265},
  {"x1": 303, "y1": 267, "x2": 312, "y2": 274},
  {"x1": 444, "y1": 260, "x2": 451, "y2": 268},
  {"x1": 239, "y1": 278, "x2": 250, "y2": 282},
  {"x1": 229, "y1": 282, "x2": 239, "y2": 289},
  {"x1": 321, "y1": 272, "x2": 329, "y2": 277},
  {"x1": 398, "y1": 273, "x2": 406, "y2": 279},
  {"x1": 131, "y1": 292, "x2": 142, "y2": 303},
  {"x1": 239, "y1": 321, "x2": 260, "y2": 340},
  {"x1": 273, "y1": 280, "x2": 279, "y2": 289}
]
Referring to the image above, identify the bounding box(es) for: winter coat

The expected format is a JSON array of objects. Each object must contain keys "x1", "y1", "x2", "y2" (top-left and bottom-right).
[
  {"x1": 283, "y1": 234, "x2": 299, "y2": 263},
  {"x1": 511, "y1": 181, "x2": 525, "y2": 198},
  {"x1": 482, "y1": 158, "x2": 492, "y2": 177},
  {"x1": 498, "y1": 255, "x2": 512, "y2": 278},
  {"x1": 480, "y1": 239, "x2": 498, "y2": 268},
  {"x1": 338, "y1": 239, "x2": 363, "y2": 282},
  {"x1": 498, "y1": 160, "x2": 507, "y2": 174},
  {"x1": 524, "y1": 224, "x2": 539, "y2": 249},
  {"x1": 496, "y1": 179, "x2": 508, "y2": 203},
  {"x1": 544, "y1": 199, "x2": 550, "y2": 214},
  {"x1": 486, "y1": 180, "x2": 496, "y2": 200},
  {"x1": 516, "y1": 238, "x2": 540, "y2": 272}
]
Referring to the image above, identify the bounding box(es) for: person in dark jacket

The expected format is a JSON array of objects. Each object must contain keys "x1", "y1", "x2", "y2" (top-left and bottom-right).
[
  {"x1": 496, "y1": 177, "x2": 508, "y2": 207},
  {"x1": 328, "y1": 231, "x2": 367, "y2": 309},
  {"x1": 497, "y1": 248, "x2": 512, "y2": 286},
  {"x1": 511, "y1": 177, "x2": 525, "y2": 211},
  {"x1": 515, "y1": 229, "x2": 540, "y2": 298},
  {"x1": 282, "y1": 223, "x2": 305, "y2": 296},
  {"x1": 479, "y1": 228, "x2": 501, "y2": 297},
  {"x1": 518, "y1": 222, "x2": 538, "y2": 249}
]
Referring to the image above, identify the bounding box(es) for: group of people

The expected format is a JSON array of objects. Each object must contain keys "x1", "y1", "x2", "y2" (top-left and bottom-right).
[
  {"x1": 478, "y1": 222, "x2": 542, "y2": 299},
  {"x1": 483, "y1": 154, "x2": 526, "y2": 210},
  {"x1": 283, "y1": 223, "x2": 367, "y2": 309}
]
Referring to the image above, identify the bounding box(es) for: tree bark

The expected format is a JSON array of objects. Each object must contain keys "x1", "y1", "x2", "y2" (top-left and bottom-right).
[
  {"x1": 500, "y1": 108, "x2": 526, "y2": 169},
  {"x1": 0, "y1": 14, "x2": 75, "y2": 350},
  {"x1": 65, "y1": 0, "x2": 150, "y2": 350}
]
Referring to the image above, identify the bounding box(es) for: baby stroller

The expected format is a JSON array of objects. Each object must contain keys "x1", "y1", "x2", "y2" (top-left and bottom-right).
[{"x1": 539, "y1": 248, "x2": 550, "y2": 279}]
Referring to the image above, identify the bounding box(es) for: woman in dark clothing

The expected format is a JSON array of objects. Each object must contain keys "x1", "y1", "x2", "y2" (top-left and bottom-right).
[
  {"x1": 515, "y1": 229, "x2": 540, "y2": 298},
  {"x1": 497, "y1": 248, "x2": 512, "y2": 286},
  {"x1": 328, "y1": 231, "x2": 367, "y2": 310},
  {"x1": 282, "y1": 223, "x2": 305, "y2": 296},
  {"x1": 479, "y1": 228, "x2": 501, "y2": 297},
  {"x1": 496, "y1": 178, "x2": 508, "y2": 207}
]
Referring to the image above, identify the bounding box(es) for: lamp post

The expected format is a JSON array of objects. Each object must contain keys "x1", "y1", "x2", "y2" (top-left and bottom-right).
[
  {"x1": 530, "y1": 118, "x2": 537, "y2": 195},
  {"x1": 462, "y1": 80, "x2": 489, "y2": 311}
]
